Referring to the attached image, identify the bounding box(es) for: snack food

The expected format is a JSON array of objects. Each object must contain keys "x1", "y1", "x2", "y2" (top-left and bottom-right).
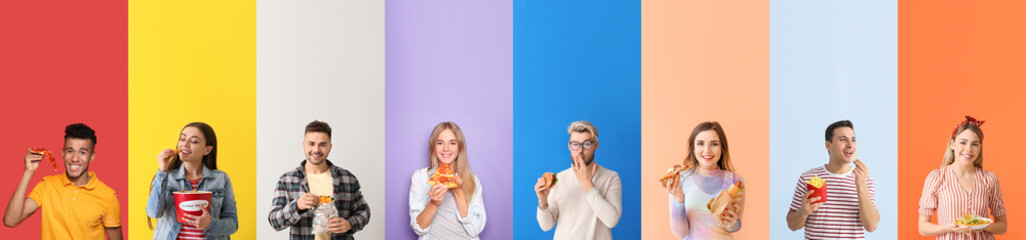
[
  {"x1": 312, "y1": 195, "x2": 338, "y2": 234},
  {"x1": 542, "y1": 172, "x2": 558, "y2": 190},
  {"x1": 707, "y1": 181, "x2": 745, "y2": 209},
  {"x1": 427, "y1": 164, "x2": 458, "y2": 188},
  {"x1": 29, "y1": 148, "x2": 57, "y2": 171},
  {"x1": 806, "y1": 176, "x2": 827, "y2": 203},
  {"x1": 658, "y1": 164, "x2": 692, "y2": 184},
  {"x1": 707, "y1": 180, "x2": 745, "y2": 224},
  {"x1": 318, "y1": 195, "x2": 333, "y2": 204},
  {"x1": 954, "y1": 214, "x2": 992, "y2": 230},
  {"x1": 166, "y1": 149, "x2": 182, "y2": 160}
]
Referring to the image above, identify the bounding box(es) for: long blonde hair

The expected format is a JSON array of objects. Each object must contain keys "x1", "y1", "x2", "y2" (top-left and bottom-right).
[
  {"x1": 942, "y1": 123, "x2": 984, "y2": 168},
  {"x1": 428, "y1": 122, "x2": 476, "y2": 200},
  {"x1": 683, "y1": 121, "x2": 735, "y2": 172}
]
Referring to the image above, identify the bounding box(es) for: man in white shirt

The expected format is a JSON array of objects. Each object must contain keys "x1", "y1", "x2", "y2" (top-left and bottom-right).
[{"x1": 535, "y1": 120, "x2": 623, "y2": 240}]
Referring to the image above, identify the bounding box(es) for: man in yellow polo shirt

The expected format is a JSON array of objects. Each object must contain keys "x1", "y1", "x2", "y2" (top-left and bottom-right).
[{"x1": 3, "y1": 123, "x2": 123, "y2": 240}]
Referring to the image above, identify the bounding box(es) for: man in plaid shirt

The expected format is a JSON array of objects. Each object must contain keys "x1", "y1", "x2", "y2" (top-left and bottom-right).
[{"x1": 268, "y1": 121, "x2": 371, "y2": 240}]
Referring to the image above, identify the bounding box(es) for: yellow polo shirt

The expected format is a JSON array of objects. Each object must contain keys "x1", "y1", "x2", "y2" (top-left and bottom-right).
[{"x1": 27, "y1": 171, "x2": 121, "y2": 240}]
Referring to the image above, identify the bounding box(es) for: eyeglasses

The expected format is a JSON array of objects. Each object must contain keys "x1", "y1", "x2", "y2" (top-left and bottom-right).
[{"x1": 568, "y1": 140, "x2": 594, "y2": 151}]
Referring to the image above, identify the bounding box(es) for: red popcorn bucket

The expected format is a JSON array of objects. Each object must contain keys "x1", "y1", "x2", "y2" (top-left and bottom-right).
[
  {"x1": 806, "y1": 183, "x2": 827, "y2": 204},
  {"x1": 174, "y1": 191, "x2": 212, "y2": 223}
]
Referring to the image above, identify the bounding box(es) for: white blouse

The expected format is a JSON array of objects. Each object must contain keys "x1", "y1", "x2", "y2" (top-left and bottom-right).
[{"x1": 409, "y1": 167, "x2": 487, "y2": 240}]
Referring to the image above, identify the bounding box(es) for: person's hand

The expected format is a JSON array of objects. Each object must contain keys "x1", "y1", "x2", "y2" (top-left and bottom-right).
[
  {"x1": 798, "y1": 190, "x2": 824, "y2": 216},
  {"x1": 23, "y1": 149, "x2": 42, "y2": 173},
  {"x1": 946, "y1": 222, "x2": 972, "y2": 234},
  {"x1": 182, "y1": 203, "x2": 212, "y2": 229},
  {"x1": 450, "y1": 173, "x2": 465, "y2": 196},
  {"x1": 156, "y1": 149, "x2": 176, "y2": 171},
  {"x1": 535, "y1": 176, "x2": 550, "y2": 209},
  {"x1": 719, "y1": 202, "x2": 741, "y2": 230},
  {"x1": 853, "y1": 158, "x2": 870, "y2": 187},
  {"x1": 296, "y1": 193, "x2": 318, "y2": 210},
  {"x1": 663, "y1": 172, "x2": 684, "y2": 203},
  {"x1": 327, "y1": 217, "x2": 352, "y2": 233},
  {"x1": 428, "y1": 184, "x2": 446, "y2": 207},
  {"x1": 572, "y1": 155, "x2": 597, "y2": 191}
]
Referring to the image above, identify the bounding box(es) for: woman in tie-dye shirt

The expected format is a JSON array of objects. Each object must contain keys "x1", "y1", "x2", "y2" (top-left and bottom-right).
[{"x1": 662, "y1": 122, "x2": 745, "y2": 240}]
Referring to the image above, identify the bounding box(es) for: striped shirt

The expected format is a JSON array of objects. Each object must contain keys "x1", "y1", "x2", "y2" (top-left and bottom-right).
[
  {"x1": 178, "y1": 178, "x2": 206, "y2": 240},
  {"x1": 918, "y1": 166, "x2": 1006, "y2": 240},
  {"x1": 790, "y1": 166, "x2": 876, "y2": 240}
]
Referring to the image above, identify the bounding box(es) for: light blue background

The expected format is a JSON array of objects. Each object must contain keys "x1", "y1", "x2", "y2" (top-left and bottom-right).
[{"x1": 769, "y1": 0, "x2": 898, "y2": 239}]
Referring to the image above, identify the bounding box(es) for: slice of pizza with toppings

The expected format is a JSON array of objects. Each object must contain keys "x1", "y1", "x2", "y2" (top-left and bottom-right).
[
  {"x1": 29, "y1": 148, "x2": 58, "y2": 171},
  {"x1": 426, "y1": 163, "x2": 458, "y2": 188},
  {"x1": 658, "y1": 164, "x2": 692, "y2": 184}
]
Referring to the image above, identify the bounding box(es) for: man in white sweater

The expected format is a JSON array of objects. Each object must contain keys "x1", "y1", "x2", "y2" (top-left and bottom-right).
[{"x1": 535, "y1": 120, "x2": 623, "y2": 240}]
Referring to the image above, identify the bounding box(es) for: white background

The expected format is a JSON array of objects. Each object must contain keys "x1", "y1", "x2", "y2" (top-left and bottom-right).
[{"x1": 256, "y1": 0, "x2": 384, "y2": 239}]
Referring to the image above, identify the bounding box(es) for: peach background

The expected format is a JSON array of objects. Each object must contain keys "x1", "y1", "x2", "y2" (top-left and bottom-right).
[
  {"x1": 641, "y1": 0, "x2": 768, "y2": 238},
  {"x1": 898, "y1": 1, "x2": 1026, "y2": 239}
]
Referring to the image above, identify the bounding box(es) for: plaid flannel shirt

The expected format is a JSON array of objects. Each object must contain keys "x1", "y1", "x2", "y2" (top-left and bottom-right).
[{"x1": 268, "y1": 160, "x2": 371, "y2": 240}]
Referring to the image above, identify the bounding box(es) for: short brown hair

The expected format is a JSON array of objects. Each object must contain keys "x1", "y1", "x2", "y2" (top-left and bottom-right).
[{"x1": 305, "y1": 120, "x2": 332, "y2": 138}]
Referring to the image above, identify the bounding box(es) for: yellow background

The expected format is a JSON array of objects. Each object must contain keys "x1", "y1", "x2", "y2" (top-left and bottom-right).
[{"x1": 128, "y1": 0, "x2": 256, "y2": 239}]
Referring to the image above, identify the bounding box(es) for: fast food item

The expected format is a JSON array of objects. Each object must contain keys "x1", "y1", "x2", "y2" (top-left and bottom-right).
[
  {"x1": 164, "y1": 149, "x2": 181, "y2": 161},
  {"x1": 658, "y1": 164, "x2": 692, "y2": 184},
  {"x1": 312, "y1": 195, "x2": 337, "y2": 234},
  {"x1": 29, "y1": 148, "x2": 58, "y2": 171},
  {"x1": 173, "y1": 190, "x2": 212, "y2": 223},
  {"x1": 318, "y1": 195, "x2": 333, "y2": 204},
  {"x1": 806, "y1": 176, "x2": 827, "y2": 203},
  {"x1": 542, "y1": 172, "x2": 558, "y2": 190},
  {"x1": 707, "y1": 180, "x2": 745, "y2": 222},
  {"x1": 426, "y1": 163, "x2": 458, "y2": 188}
]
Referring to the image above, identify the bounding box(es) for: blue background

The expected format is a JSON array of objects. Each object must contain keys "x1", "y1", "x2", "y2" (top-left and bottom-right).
[{"x1": 512, "y1": 0, "x2": 641, "y2": 239}]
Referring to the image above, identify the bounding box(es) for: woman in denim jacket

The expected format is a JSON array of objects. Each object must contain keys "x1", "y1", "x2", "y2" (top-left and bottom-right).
[{"x1": 146, "y1": 122, "x2": 239, "y2": 239}]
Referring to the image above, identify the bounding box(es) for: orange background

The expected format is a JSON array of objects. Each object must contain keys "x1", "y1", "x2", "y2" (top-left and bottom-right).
[
  {"x1": 898, "y1": 1, "x2": 1026, "y2": 239},
  {"x1": 641, "y1": 0, "x2": 768, "y2": 238}
]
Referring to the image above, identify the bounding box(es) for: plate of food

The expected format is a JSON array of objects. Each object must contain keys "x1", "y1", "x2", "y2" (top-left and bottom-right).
[{"x1": 954, "y1": 214, "x2": 992, "y2": 230}]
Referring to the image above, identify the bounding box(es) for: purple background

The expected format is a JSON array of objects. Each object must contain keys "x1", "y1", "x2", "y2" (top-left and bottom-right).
[{"x1": 384, "y1": 0, "x2": 513, "y2": 239}]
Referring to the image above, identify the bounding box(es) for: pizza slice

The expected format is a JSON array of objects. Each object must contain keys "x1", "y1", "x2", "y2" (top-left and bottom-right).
[
  {"x1": 658, "y1": 164, "x2": 692, "y2": 184},
  {"x1": 29, "y1": 148, "x2": 57, "y2": 171},
  {"x1": 426, "y1": 164, "x2": 458, "y2": 188}
]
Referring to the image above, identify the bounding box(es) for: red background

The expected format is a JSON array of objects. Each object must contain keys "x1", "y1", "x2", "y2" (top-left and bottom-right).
[{"x1": 0, "y1": 0, "x2": 127, "y2": 238}]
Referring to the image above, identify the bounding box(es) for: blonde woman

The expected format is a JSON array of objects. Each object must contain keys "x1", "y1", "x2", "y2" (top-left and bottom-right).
[
  {"x1": 409, "y1": 122, "x2": 486, "y2": 239},
  {"x1": 918, "y1": 116, "x2": 1007, "y2": 239}
]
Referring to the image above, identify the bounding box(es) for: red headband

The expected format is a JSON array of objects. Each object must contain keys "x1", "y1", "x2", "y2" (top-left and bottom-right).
[{"x1": 951, "y1": 115, "x2": 985, "y2": 138}]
